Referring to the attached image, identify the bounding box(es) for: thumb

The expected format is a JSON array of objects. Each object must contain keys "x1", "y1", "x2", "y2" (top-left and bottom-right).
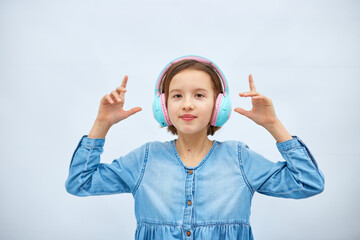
[
  {"x1": 124, "y1": 107, "x2": 142, "y2": 118},
  {"x1": 234, "y1": 107, "x2": 251, "y2": 118}
]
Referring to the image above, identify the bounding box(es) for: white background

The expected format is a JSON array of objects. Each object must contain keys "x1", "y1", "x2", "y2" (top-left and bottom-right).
[{"x1": 0, "y1": 0, "x2": 359, "y2": 239}]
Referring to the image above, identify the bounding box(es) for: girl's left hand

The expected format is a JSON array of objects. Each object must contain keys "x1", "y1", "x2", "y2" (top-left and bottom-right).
[{"x1": 234, "y1": 74, "x2": 278, "y2": 128}]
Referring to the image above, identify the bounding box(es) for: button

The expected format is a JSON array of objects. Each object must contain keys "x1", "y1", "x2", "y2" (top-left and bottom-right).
[
  {"x1": 186, "y1": 230, "x2": 191, "y2": 236},
  {"x1": 187, "y1": 200, "x2": 192, "y2": 206},
  {"x1": 189, "y1": 170, "x2": 193, "y2": 174}
]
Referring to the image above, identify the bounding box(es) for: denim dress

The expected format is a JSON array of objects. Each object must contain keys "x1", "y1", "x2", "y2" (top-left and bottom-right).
[{"x1": 65, "y1": 136, "x2": 324, "y2": 240}]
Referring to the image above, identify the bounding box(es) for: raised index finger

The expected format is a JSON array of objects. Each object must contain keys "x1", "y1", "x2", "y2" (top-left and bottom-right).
[
  {"x1": 249, "y1": 74, "x2": 256, "y2": 92},
  {"x1": 121, "y1": 75, "x2": 129, "y2": 88}
]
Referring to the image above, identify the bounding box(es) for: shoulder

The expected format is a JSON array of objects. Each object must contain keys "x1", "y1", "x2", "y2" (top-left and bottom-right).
[
  {"x1": 139, "y1": 140, "x2": 174, "y2": 155},
  {"x1": 146, "y1": 140, "x2": 173, "y2": 149},
  {"x1": 214, "y1": 140, "x2": 254, "y2": 161},
  {"x1": 129, "y1": 140, "x2": 172, "y2": 151},
  {"x1": 118, "y1": 141, "x2": 173, "y2": 166},
  {"x1": 212, "y1": 140, "x2": 247, "y2": 157},
  {"x1": 215, "y1": 140, "x2": 248, "y2": 150}
]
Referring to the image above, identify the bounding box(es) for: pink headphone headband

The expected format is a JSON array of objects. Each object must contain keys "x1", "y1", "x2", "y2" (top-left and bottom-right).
[{"x1": 154, "y1": 55, "x2": 229, "y2": 97}]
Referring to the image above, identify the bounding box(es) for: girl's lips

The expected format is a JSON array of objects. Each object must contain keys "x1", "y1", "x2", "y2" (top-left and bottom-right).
[{"x1": 180, "y1": 114, "x2": 196, "y2": 121}]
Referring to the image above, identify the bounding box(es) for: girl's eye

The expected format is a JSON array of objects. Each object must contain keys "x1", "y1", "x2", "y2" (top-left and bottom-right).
[
  {"x1": 173, "y1": 94, "x2": 182, "y2": 99},
  {"x1": 195, "y1": 94, "x2": 204, "y2": 98}
]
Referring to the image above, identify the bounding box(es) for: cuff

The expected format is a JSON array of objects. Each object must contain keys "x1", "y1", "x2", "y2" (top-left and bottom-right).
[
  {"x1": 276, "y1": 135, "x2": 304, "y2": 152},
  {"x1": 79, "y1": 135, "x2": 105, "y2": 148}
]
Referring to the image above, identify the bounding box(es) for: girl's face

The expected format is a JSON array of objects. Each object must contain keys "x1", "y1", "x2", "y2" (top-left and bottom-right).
[{"x1": 167, "y1": 69, "x2": 215, "y2": 136}]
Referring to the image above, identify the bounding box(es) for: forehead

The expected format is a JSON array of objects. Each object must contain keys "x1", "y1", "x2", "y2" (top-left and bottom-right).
[{"x1": 169, "y1": 69, "x2": 213, "y2": 90}]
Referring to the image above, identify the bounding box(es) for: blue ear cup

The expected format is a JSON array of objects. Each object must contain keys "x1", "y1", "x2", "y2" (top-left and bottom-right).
[
  {"x1": 152, "y1": 95, "x2": 165, "y2": 127},
  {"x1": 214, "y1": 94, "x2": 232, "y2": 127},
  {"x1": 152, "y1": 93, "x2": 171, "y2": 127},
  {"x1": 211, "y1": 92, "x2": 232, "y2": 127},
  {"x1": 153, "y1": 55, "x2": 231, "y2": 128}
]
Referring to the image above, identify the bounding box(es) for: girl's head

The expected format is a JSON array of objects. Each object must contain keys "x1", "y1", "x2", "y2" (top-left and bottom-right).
[{"x1": 161, "y1": 59, "x2": 223, "y2": 136}]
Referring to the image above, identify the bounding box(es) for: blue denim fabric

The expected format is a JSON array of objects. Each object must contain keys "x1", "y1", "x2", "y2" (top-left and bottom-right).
[{"x1": 65, "y1": 136, "x2": 324, "y2": 240}]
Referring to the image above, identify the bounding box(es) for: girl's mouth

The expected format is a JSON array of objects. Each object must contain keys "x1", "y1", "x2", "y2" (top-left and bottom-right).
[{"x1": 180, "y1": 114, "x2": 196, "y2": 121}]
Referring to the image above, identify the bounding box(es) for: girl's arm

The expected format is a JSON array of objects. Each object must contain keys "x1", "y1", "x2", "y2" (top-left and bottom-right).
[
  {"x1": 235, "y1": 74, "x2": 324, "y2": 198},
  {"x1": 65, "y1": 136, "x2": 148, "y2": 196},
  {"x1": 65, "y1": 75, "x2": 144, "y2": 196},
  {"x1": 262, "y1": 119, "x2": 292, "y2": 143},
  {"x1": 234, "y1": 74, "x2": 292, "y2": 143},
  {"x1": 239, "y1": 138, "x2": 325, "y2": 199}
]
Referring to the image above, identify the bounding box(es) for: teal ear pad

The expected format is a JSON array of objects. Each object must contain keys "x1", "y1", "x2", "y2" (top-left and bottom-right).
[
  {"x1": 214, "y1": 94, "x2": 232, "y2": 127},
  {"x1": 153, "y1": 93, "x2": 171, "y2": 127}
]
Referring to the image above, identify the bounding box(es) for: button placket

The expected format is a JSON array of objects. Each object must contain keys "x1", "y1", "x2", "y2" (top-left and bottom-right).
[{"x1": 183, "y1": 169, "x2": 195, "y2": 239}]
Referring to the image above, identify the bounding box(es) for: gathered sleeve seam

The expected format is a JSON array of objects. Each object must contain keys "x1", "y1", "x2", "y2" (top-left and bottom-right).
[
  {"x1": 237, "y1": 142, "x2": 255, "y2": 195},
  {"x1": 78, "y1": 146, "x2": 93, "y2": 195},
  {"x1": 132, "y1": 142, "x2": 150, "y2": 196},
  {"x1": 77, "y1": 135, "x2": 107, "y2": 194}
]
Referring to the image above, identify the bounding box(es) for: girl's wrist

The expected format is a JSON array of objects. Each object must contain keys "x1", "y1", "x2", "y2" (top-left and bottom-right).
[
  {"x1": 263, "y1": 119, "x2": 293, "y2": 143},
  {"x1": 88, "y1": 119, "x2": 113, "y2": 139}
]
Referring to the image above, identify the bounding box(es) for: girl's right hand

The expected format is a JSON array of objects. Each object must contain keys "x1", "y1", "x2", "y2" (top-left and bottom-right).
[{"x1": 96, "y1": 75, "x2": 142, "y2": 126}]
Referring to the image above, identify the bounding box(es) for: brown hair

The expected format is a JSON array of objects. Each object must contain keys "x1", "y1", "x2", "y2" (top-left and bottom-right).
[{"x1": 161, "y1": 60, "x2": 223, "y2": 136}]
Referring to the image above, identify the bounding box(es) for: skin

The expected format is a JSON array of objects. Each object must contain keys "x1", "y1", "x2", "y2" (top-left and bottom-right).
[
  {"x1": 235, "y1": 74, "x2": 292, "y2": 143},
  {"x1": 88, "y1": 72, "x2": 293, "y2": 166},
  {"x1": 88, "y1": 75, "x2": 142, "y2": 138},
  {"x1": 167, "y1": 70, "x2": 215, "y2": 137},
  {"x1": 166, "y1": 69, "x2": 216, "y2": 166}
]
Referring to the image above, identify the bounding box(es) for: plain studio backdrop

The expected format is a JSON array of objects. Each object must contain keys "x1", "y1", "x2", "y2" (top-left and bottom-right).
[{"x1": 0, "y1": 0, "x2": 359, "y2": 239}]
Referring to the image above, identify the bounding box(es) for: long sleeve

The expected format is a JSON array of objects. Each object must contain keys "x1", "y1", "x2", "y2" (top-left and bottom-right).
[
  {"x1": 65, "y1": 135, "x2": 149, "y2": 197},
  {"x1": 239, "y1": 136, "x2": 325, "y2": 199}
]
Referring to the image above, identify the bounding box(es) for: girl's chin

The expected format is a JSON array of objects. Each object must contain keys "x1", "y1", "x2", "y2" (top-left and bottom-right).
[{"x1": 176, "y1": 127, "x2": 208, "y2": 136}]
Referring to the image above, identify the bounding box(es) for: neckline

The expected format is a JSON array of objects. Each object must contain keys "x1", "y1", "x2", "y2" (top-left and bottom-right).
[{"x1": 171, "y1": 139, "x2": 217, "y2": 170}]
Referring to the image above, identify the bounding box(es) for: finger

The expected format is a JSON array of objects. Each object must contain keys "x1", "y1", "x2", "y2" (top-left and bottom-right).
[
  {"x1": 252, "y1": 95, "x2": 263, "y2": 100},
  {"x1": 119, "y1": 76, "x2": 129, "y2": 99},
  {"x1": 239, "y1": 92, "x2": 260, "y2": 97},
  {"x1": 252, "y1": 95, "x2": 273, "y2": 105},
  {"x1": 110, "y1": 91, "x2": 122, "y2": 102},
  {"x1": 116, "y1": 86, "x2": 127, "y2": 93},
  {"x1": 125, "y1": 107, "x2": 142, "y2": 117},
  {"x1": 249, "y1": 74, "x2": 256, "y2": 92},
  {"x1": 105, "y1": 95, "x2": 114, "y2": 104},
  {"x1": 234, "y1": 107, "x2": 251, "y2": 118},
  {"x1": 120, "y1": 75, "x2": 128, "y2": 88}
]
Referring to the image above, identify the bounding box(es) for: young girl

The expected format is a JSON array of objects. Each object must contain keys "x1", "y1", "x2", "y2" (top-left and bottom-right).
[{"x1": 65, "y1": 56, "x2": 325, "y2": 240}]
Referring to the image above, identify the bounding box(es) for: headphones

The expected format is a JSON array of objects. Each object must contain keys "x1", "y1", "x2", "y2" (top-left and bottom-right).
[{"x1": 152, "y1": 55, "x2": 231, "y2": 127}]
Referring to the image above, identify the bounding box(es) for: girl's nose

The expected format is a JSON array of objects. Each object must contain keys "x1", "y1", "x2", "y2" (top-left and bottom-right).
[{"x1": 182, "y1": 97, "x2": 195, "y2": 111}]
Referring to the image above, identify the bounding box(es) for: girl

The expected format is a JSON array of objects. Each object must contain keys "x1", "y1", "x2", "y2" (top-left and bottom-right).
[{"x1": 65, "y1": 56, "x2": 325, "y2": 240}]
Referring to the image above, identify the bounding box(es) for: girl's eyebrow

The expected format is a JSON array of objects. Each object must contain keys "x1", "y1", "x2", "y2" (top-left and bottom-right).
[
  {"x1": 169, "y1": 89, "x2": 181, "y2": 94},
  {"x1": 194, "y1": 88, "x2": 209, "y2": 92},
  {"x1": 169, "y1": 88, "x2": 209, "y2": 93}
]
